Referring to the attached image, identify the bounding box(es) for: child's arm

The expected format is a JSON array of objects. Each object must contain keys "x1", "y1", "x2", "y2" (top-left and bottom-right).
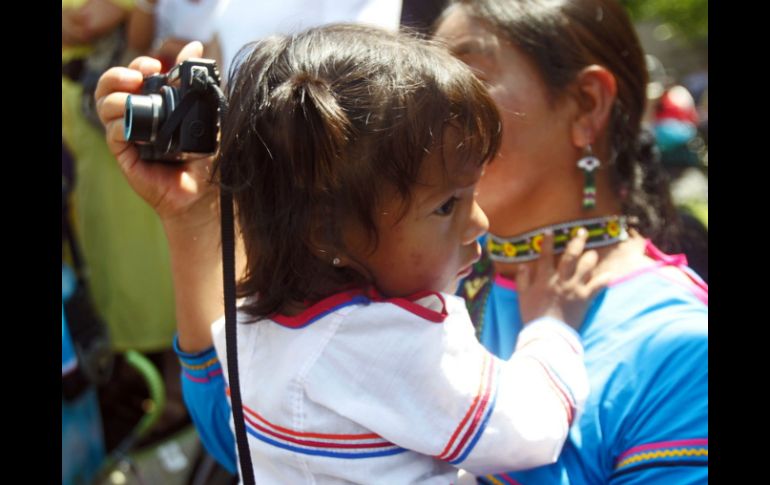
[
  {"x1": 301, "y1": 232, "x2": 605, "y2": 473},
  {"x1": 301, "y1": 299, "x2": 586, "y2": 473},
  {"x1": 94, "y1": 42, "x2": 232, "y2": 352},
  {"x1": 173, "y1": 336, "x2": 237, "y2": 473}
]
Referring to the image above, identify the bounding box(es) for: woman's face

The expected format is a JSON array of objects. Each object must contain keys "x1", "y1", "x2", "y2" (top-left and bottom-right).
[{"x1": 435, "y1": 7, "x2": 580, "y2": 236}]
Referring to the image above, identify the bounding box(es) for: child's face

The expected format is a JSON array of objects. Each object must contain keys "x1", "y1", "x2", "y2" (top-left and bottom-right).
[{"x1": 343, "y1": 144, "x2": 489, "y2": 297}]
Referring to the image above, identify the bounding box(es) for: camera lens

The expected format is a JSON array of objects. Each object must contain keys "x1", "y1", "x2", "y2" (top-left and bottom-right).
[
  {"x1": 124, "y1": 94, "x2": 164, "y2": 143},
  {"x1": 124, "y1": 86, "x2": 178, "y2": 145}
]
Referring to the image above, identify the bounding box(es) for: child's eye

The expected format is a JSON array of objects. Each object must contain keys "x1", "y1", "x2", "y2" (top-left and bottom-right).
[{"x1": 434, "y1": 196, "x2": 459, "y2": 216}]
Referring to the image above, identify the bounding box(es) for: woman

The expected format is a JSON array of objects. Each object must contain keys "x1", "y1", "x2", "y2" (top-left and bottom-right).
[{"x1": 434, "y1": 1, "x2": 708, "y2": 483}]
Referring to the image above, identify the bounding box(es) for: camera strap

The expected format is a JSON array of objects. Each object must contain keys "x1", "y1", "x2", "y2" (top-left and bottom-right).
[
  {"x1": 154, "y1": 94, "x2": 199, "y2": 153},
  {"x1": 221, "y1": 189, "x2": 257, "y2": 485},
  {"x1": 212, "y1": 82, "x2": 257, "y2": 485}
]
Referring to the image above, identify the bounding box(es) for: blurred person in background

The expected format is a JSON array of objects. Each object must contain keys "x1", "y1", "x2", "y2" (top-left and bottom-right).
[
  {"x1": 208, "y1": 0, "x2": 403, "y2": 77},
  {"x1": 63, "y1": 0, "x2": 178, "y2": 361},
  {"x1": 124, "y1": 0, "x2": 221, "y2": 71},
  {"x1": 654, "y1": 84, "x2": 708, "y2": 282},
  {"x1": 64, "y1": 0, "x2": 190, "y2": 455}
]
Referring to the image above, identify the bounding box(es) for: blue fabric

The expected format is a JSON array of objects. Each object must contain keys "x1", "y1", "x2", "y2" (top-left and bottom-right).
[
  {"x1": 62, "y1": 389, "x2": 106, "y2": 485},
  {"x1": 62, "y1": 304, "x2": 78, "y2": 375},
  {"x1": 477, "y1": 270, "x2": 708, "y2": 484},
  {"x1": 654, "y1": 119, "x2": 697, "y2": 151},
  {"x1": 62, "y1": 264, "x2": 105, "y2": 484},
  {"x1": 174, "y1": 336, "x2": 237, "y2": 474}
]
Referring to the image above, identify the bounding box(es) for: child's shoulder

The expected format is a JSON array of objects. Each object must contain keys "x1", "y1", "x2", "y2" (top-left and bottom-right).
[
  {"x1": 210, "y1": 290, "x2": 470, "y2": 344},
  {"x1": 354, "y1": 289, "x2": 469, "y2": 325},
  {"x1": 264, "y1": 288, "x2": 468, "y2": 330}
]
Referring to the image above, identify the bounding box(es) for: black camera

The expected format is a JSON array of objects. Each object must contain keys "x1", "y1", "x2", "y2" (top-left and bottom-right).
[{"x1": 124, "y1": 59, "x2": 221, "y2": 161}]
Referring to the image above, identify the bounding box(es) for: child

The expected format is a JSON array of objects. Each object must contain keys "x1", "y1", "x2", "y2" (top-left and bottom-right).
[{"x1": 96, "y1": 24, "x2": 608, "y2": 483}]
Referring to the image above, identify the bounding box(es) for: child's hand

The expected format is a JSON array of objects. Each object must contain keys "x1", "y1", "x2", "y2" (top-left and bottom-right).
[
  {"x1": 517, "y1": 228, "x2": 611, "y2": 330},
  {"x1": 94, "y1": 41, "x2": 218, "y2": 228}
]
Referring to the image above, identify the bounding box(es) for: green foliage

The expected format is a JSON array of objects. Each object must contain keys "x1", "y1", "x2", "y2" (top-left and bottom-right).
[{"x1": 621, "y1": 0, "x2": 708, "y2": 40}]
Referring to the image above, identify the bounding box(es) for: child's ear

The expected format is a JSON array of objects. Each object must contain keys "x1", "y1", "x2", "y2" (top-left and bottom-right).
[
  {"x1": 308, "y1": 216, "x2": 341, "y2": 266},
  {"x1": 569, "y1": 65, "x2": 617, "y2": 148},
  {"x1": 308, "y1": 233, "x2": 334, "y2": 264},
  {"x1": 308, "y1": 218, "x2": 373, "y2": 280}
]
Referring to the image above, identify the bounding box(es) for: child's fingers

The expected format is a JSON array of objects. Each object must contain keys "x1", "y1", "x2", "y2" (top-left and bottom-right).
[
  {"x1": 516, "y1": 264, "x2": 531, "y2": 293},
  {"x1": 175, "y1": 41, "x2": 204, "y2": 65},
  {"x1": 535, "y1": 230, "x2": 556, "y2": 280},
  {"x1": 94, "y1": 67, "x2": 144, "y2": 107},
  {"x1": 583, "y1": 271, "x2": 613, "y2": 300},
  {"x1": 127, "y1": 56, "x2": 163, "y2": 76},
  {"x1": 105, "y1": 118, "x2": 127, "y2": 144},
  {"x1": 96, "y1": 92, "x2": 130, "y2": 126},
  {"x1": 574, "y1": 249, "x2": 599, "y2": 284},
  {"x1": 559, "y1": 228, "x2": 588, "y2": 279}
]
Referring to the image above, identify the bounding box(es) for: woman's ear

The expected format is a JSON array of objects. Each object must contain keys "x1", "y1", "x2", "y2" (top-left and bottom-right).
[{"x1": 570, "y1": 65, "x2": 617, "y2": 147}]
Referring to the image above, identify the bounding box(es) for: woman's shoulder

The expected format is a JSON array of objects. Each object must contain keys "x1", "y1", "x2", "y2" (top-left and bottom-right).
[
  {"x1": 602, "y1": 236, "x2": 707, "y2": 305},
  {"x1": 586, "y1": 271, "x2": 707, "y2": 368}
]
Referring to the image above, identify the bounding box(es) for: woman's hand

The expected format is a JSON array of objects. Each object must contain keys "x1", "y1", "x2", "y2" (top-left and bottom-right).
[
  {"x1": 518, "y1": 228, "x2": 611, "y2": 330},
  {"x1": 94, "y1": 41, "x2": 218, "y2": 229}
]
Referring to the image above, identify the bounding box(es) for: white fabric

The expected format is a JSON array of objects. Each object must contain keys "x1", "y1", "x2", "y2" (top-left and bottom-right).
[
  {"x1": 211, "y1": 292, "x2": 587, "y2": 483},
  {"x1": 154, "y1": 0, "x2": 221, "y2": 44},
  {"x1": 212, "y1": 0, "x2": 403, "y2": 76}
]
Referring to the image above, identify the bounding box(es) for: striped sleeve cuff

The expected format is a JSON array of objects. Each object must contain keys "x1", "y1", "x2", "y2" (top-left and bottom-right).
[
  {"x1": 437, "y1": 352, "x2": 500, "y2": 465},
  {"x1": 613, "y1": 439, "x2": 709, "y2": 478},
  {"x1": 173, "y1": 334, "x2": 223, "y2": 383}
]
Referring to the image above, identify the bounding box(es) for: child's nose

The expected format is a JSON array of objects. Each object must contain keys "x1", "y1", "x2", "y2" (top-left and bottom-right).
[{"x1": 464, "y1": 200, "x2": 489, "y2": 245}]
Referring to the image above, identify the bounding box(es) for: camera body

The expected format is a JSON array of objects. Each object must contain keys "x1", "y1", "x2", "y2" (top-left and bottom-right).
[{"x1": 124, "y1": 58, "x2": 221, "y2": 161}]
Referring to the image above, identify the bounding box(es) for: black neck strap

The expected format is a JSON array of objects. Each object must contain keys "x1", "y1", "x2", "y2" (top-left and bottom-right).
[
  {"x1": 220, "y1": 188, "x2": 255, "y2": 485},
  {"x1": 213, "y1": 80, "x2": 256, "y2": 485}
]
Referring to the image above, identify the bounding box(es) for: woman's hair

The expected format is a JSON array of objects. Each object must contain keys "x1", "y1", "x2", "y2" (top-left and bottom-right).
[
  {"x1": 216, "y1": 24, "x2": 501, "y2": 320},
  {"x1": 445, "y1": 0, "x2": 680, "y2": 248}
]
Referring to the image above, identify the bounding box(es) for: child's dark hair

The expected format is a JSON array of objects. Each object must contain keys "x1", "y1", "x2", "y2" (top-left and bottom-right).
[{"x1": 216, "y1": 24, "x2": 501, "y2": 320}]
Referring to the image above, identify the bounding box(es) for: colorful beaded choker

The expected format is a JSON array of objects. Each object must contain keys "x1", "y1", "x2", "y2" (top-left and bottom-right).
[{"x1": 487, "y1": 215, "x2": 629, "y2": 263}]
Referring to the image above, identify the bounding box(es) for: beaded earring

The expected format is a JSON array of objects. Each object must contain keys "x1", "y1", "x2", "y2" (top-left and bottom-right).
[{"x1": 577, "y1": 144, "x2": 601, "y2": 210}]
